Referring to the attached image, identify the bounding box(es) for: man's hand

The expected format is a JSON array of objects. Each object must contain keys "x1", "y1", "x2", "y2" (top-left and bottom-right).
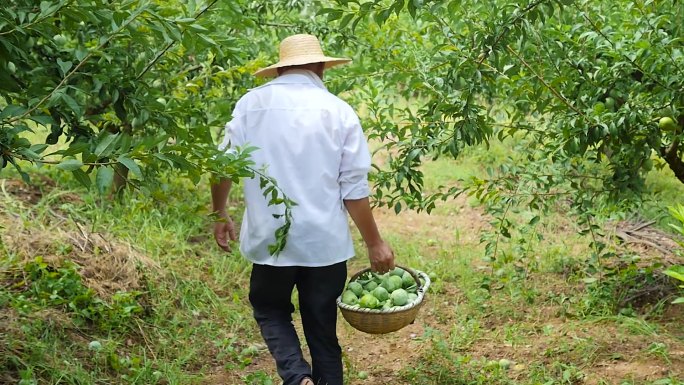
[
  {"x1": 367, "y1": 240, "x2": 395, "y2": 274},
  {"x1": 213, "y1": 212, "x2": 237, "y2": 252}
]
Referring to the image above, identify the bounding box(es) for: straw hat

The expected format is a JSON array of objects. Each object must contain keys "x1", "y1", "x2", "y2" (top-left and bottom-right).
[{"x1": 254, "y1": 34, "x2": 351, "y2": 78}]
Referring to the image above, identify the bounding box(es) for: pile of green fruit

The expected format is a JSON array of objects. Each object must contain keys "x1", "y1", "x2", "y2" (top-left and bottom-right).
[{"x1": 340, "y1": 267, "x2": 423, "y2": 310}]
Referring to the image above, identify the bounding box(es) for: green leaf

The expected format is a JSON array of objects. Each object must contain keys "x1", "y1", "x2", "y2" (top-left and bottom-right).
[
  {"x1": 174, "y1": 17, "x2": 196, "y2": 24},
  {"x1": 56, "y1": 158, "x2": 83, "y2": 171},
  {"x1": 60, "y1": 93, "x2": 82, "y2": 116},
  {"x1": 29, "y1": 115, "x2": 54, "y2": 126},
  {"x1": 0, "y1": 105, "x2": 27, "y2": 120},
  {"x1": 672, "y1": 297, "x2": 684, "y2": 304},
  {"x1": 117, "y1": 156, "x2": 142, "y2": 178},
  {"x1": 72, "y1": 169, "x2": 91, "y2": 188},
  {"x1": 94, "y1": 133, "x2": 119, "y2": 157},
  {"x1": 56, "y1": 58, "x2": 73, "y2": 77},
  {"x1": 17, "y1": 148, "x2": 40, "y2": 160},
  {"x1": 29, "y1": 144, "x2": 48, "y2": 154},
  {"x1": 96, "y1": 167, "x2": 114, "y2": 194},
  {"x1": 664, "y1": 267, "x2": 684, "y2": 283}
]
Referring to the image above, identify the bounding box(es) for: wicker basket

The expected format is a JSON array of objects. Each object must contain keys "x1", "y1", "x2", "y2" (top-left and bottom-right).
[{"x1": 337, "y1": 266, "x2": 430, "y2": 334}]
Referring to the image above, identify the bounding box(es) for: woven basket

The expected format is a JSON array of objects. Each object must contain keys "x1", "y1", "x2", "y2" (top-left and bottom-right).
[{"x1": 337, "y1": 266, "x2": 430, "y2": 334}]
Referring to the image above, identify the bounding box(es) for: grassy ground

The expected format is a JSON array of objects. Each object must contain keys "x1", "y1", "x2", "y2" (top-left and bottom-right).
[{"x1": 1, "y1": 143, "x2": 683, "y2": 385}]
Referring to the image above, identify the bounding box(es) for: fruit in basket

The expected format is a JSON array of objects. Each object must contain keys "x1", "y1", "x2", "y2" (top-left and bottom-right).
[
  {"x1": 401, "y1": 271, "x2": 415, "y2": 288},
  {"x1": 372, "y1": 286, "x2": 390, "y2": 302},
  {"x1": 341, "y1": 268, "x2": 426, "y2": 311},
  {"x1": 348, "y1": 282, "x2": 363, "y2": 297},
  {"x1": 381, "y1": 275, "x2": 403, "y2": 293},
  {"x1": 390, "y1": 289, "x2": 409, "y2": 306},
  {"x1": 341, "y1": 291, "x2": 359, "y2": 306},
  {"x1": 359, "y1": 293, "x2": 380, "y2": 309},
  {"x1": 363, "y1": 280, "x2": 378, "y2": 292}
]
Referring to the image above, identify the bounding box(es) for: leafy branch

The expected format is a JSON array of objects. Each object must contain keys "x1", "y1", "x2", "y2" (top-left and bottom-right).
[
  {"x1": 506, "y1": 45, "x2": 588, "y2": 118},
  {"x1": 135, "y1": 0, "x2": 220, "y2": 81},
  {"x1": 250, "y1": 167, "x2": 297, "y2": 256},
  {"x1": 6, "y1": 4, "x2": 150, "y2": 125},
  {"x1": 0, "y1": 0, "x2": 74, "y2": 36}
]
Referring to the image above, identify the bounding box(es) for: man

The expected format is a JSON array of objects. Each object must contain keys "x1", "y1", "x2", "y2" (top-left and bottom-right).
[{"x1": 211, "y1": 34, "x2": 395, "y2": 385}]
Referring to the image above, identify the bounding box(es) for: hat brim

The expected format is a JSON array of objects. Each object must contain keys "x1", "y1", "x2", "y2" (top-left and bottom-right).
[{"x1": 254, "y1": 55, "x2": 351, "y2": 78}]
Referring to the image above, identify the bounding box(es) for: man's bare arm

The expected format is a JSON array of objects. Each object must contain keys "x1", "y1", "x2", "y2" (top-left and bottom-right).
[
  {"x1": 344, "y1": 197, "x2": 395, "y2": 273},
  {"x1": 211, "y1": 178, "x2": 237, "y2": 251}
]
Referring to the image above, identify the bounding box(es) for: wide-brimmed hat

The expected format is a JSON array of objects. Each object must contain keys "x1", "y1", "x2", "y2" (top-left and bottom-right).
[{"x1": 254, "y1": 34, "x2": 351, "y2": 78}]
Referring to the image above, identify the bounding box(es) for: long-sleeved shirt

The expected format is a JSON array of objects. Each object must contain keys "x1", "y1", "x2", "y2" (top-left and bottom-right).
[{"x1": 220, "y1": 69, "x2": 371, "y2": 267}]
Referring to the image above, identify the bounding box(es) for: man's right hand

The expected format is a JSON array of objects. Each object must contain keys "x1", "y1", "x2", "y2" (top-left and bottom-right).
[
  {"x1": 367, "y1": 240, "x2": 395, "y2": 274},
  {"x1": 213, "y1": 212, "x2": 237, "y2": 252}
]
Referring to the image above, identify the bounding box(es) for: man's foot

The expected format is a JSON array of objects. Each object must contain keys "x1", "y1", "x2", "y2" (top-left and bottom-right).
[{"x1": 300, "y1": 377, "x2": 314, "y2": 385}]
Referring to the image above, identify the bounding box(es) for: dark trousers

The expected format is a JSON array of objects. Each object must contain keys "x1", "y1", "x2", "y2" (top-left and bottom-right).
[{"x1": 249, "y1": 261, "x2": 347, "y2": 385}]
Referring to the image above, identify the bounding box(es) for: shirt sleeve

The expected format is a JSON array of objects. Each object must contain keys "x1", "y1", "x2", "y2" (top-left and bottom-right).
[
  {"x1": 338, "y1": 110, "x2": 371, "y2": 200},
  {"x1": 218, "y1": 121, "x2": 234, "y2": 152}
]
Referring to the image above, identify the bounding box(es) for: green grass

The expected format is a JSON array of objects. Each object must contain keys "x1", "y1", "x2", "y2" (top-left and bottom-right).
[{"x1": 2, "y1": 134, "x2": 684, "y2": 384}]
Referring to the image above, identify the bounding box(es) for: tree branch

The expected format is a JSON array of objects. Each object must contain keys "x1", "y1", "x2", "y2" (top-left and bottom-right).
[
  {"x1": 7, "y1": 5, "x2": 149, "y2": 125},
  {"x1": 506, "y1": 45, "x2": 588, "y2": 119},
  {"x1": 135, "y1": 0, "x2": 219, "y2": 81}
]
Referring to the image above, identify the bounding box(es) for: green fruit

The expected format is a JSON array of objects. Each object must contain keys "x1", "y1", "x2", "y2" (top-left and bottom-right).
[
  {"x1": 659, "y1": 117, "x2": 678, "y2": 132},
  {"x1": 498, "y1": 359, "x2": 512, "y2": 370},
  {"x1": 643, "y1": 158, "x2": 653, "y2": 171},
  {"x1": 428, "y1": 271, "x2": 438, "y2": 282},
  {"x1": 402, "y1": 272, "x2": 416, "y2": 288},
  {"x1": 88, "y1": 340, "x2": 102, "y2": 351},
  {"x1": 593, "y1": 101, "x2": 605, "y2": 114},
  {"x1": 382, "y1": 301, "x2": 392, "y2": 310},
  {"x1": 381, "y1": 275, "x2": 404, "y2": 293},
  {"x1": 348, "y1": 281, "x2": 363, "y2": 297},
  {"x1": 605, "y1": 97, "x2": 616, "y2": 112},
  {"x1": 7, "y1": 62, "x2": 16, "y2": 74},
  {"x1": 341, "y1": 291, "x2": 359, "y2": 306},
  {"x1": 357, "y1": 371, "x2": 368, "y2": 380},
  {"x1": 372, "y1": 286, "x2": 389, "y2": 302},
  {"x1": 363, "y1": 281, "x2": 378, "y2": 292},
  {"x1": 407, "y1": 293, "x2": 418, "y2": 303},
  {"x1": 131, "y1": 117, "x2": 142, "y2": 129},
  {"x1": 359, "y1": 293, "x2": 380, "y2": 309},
  {"x1": 53, "y1": 34, "x2": 67, "y2": 46},
  {"x1": 390, "y1": 288, "x2": 409, "y2": 306},
  {"x1": 390, "y1": 267, "x2": 405, "y2": 277}
]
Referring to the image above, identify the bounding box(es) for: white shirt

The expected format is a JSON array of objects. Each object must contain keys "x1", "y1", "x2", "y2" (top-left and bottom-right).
[{"x1": 220, "y1": 70, "x2": 371, "y2": 267}]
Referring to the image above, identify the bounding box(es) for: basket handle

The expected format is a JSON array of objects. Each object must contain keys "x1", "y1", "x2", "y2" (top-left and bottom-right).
[{"x1": 348, "y1": 265, "x2": 424, "y2": 291}]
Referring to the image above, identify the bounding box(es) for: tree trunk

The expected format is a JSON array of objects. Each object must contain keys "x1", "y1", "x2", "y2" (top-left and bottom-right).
[
  {"x1": 660, "y1": 140, "x2": 684, "y2": 185},
  {"x1": 112, "y1": 163, "x2": 129, "y2": 196}
]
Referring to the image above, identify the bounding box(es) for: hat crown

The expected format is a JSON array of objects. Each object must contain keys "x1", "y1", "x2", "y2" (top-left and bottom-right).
[
  {"x1": 279, "y1": 34, "x2": 325, "y2": 61},
  {"x1": 254, "y1": 34, "x2": 351, "y2": 77}
]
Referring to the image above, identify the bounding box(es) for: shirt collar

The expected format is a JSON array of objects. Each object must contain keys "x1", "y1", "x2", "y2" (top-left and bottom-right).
[{"x1": 268, "y1": 69, "x2": 327, "y2": 90}]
